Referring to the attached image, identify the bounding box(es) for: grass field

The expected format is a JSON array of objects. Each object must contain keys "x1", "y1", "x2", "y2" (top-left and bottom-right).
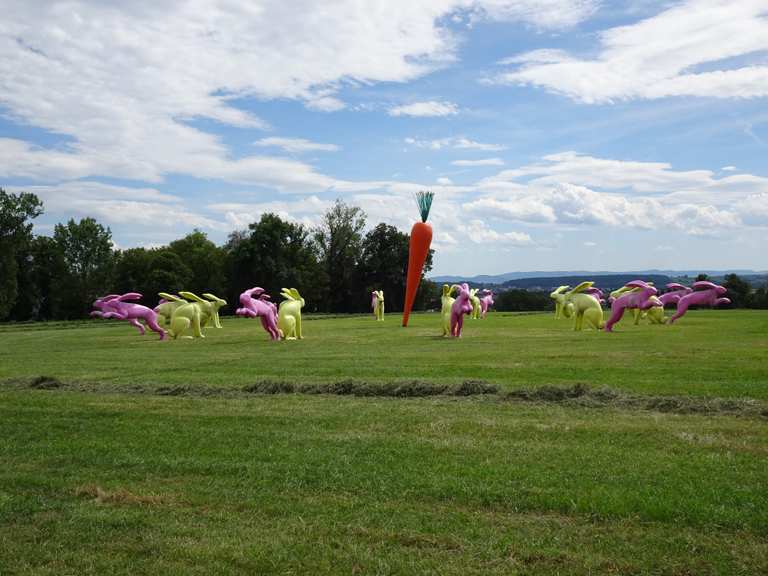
[
  {"x1": 2, "y1": 310, "x2": 768, "y2": 574},
  {"x1": 1, "y1": 309, "x2": 767, "y2": 398}
]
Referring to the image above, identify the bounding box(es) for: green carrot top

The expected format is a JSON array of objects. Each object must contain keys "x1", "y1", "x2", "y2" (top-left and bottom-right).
[{"x1": 414, "y1": 190, "x2": 435, "y2": 223}]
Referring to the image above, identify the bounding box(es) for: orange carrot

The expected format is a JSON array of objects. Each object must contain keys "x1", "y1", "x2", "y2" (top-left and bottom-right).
[{"x1": 402, "y1": 191, "x2": 434, "y2": 327}]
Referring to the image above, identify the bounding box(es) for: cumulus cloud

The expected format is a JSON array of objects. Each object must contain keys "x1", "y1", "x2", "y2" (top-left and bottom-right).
[
  {"x1": 465, "y1": 150, "x2": 768, "y2": 236},
  {"x1": 494, "y1": 0, "x2": 768, "y2": 102},
  {"x1": 207, "y1": 196, "x2": 333, "y2": 229},
  {"x1": 389, "y1": 101, "x2": 459, "y2": 117},
  {"x1": 460, "y1": 219, "x2": 533, "y2": 245},
  {"x1": 466, "y1": 182, "x2": 742, "y2": 235},
  {"x1": 7, "y1": 181, "x2": 226, "y2": 231},
  {"x1": 0, "y1": 0, "x2": 593, "y2": 188}
]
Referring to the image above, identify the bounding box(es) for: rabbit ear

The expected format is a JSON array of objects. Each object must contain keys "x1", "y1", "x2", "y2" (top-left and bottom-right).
[
  {"x1": 118, "y1": 292, "x2": 142, "y2": 301},
  {"x1": 568, "y1": 281, "x2": 593, "y2": 295},
  {"x1": 290, "y1": 288, "x2": 302, "y2": 300},
  {"x1": 624, "y1": 280, "x2": 649, "y2": 290},
  {"x1": 280, "y1": 288, "x2": 294, "y2": 301},
  {"x1": 204, "y1": 293, "x2": 226, "y2": 306},
  {"x1": 693, "y1": 280, "x2": 718, "y2": 291},
  {"x1": 100, "y1": 294, "x2": 121, "y2": 302},
  {"x1": 666, "y1": 283, "x2": 687, "y2": 290},
  {"x1": 158, "y1": 292, "x2": 183, "y2": 302},
  {"x1": 203, "y1": 293, "x2": 224, "y2": 304},
  {"x1": 179, "y1": 291, "x2": 206, "y2": 304}
]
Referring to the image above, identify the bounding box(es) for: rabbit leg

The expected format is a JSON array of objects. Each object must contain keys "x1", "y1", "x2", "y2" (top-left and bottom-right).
[
  {"x1": 191, "y1": 312, "x2": 204, "y2": 338},
  {"x1": 667, "y1": 301, "x2": 689, "y2": 324},
  {"x1": 128, "y1": 318, "x2": 145, "y2": 335},
  {"x1": 145, "y1": 314, "x2": 166, "y2": 340},
  {"x1": 169, "y1": 316, "x2": 191, "y2": 339},
  {"x1": 295, "y1": 313, "x2": 303, "y2": 339}
]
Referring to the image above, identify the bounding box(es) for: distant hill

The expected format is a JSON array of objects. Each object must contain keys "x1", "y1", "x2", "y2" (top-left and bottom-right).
[
  {"x1": 492, "y1": 274, "x2": 673, "y2": 292},
  {"x1": 431, "y1": 269, "x2": 766, "y2": 286}
]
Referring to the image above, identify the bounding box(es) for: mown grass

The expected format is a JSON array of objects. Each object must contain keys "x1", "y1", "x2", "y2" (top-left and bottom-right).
[
  {"x1": 1, "y1": 311, "x2": 767, "y2": 573},
  {"x1": 1, "y1": 391, "x2": 767, "y2": 575},
  {"x1": 1, "y1": 309, "x2": 767, "y2": 398}
]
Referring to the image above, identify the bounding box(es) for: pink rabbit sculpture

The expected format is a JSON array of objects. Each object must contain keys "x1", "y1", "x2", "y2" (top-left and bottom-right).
[
  {"x1": 658, "y1": 283, "x2": 693, "y2": 307},
  {"x1": 449, "y1": 283, "x2": 474, "y2": 338},
  {"x1": 667, "y1": 281, "x2": 730, "y2": 324},
  {"x1": 604, "y1": 280, "x2": 658, "y2": 332},
  {"x1": 236, "y1": 287, "x2": 280, "y2": 340},
  {"x1": 91, "y1": 292, "x2": 166, "y2": 339},
  {"x1": 479, "y1": 290, "x2": 494, "y2": 318},
  {"x1": 583, "y1": 286, "x2": 605, "y2": 305}
]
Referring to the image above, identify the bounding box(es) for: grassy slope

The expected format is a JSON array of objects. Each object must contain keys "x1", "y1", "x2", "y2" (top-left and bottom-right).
[
  {"x1": 1, "y1": 391, "x2": 767, "y2": 575},
  {"x1": 1, "y1": 310, "x2": 767, "y2": 398}
]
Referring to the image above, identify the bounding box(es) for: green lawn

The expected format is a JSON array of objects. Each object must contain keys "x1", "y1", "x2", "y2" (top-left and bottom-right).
[
  {"x1": 1, "y1": 309, "x2": 767, "y2": 398},
  {"x1": 1, "y1": 311, "x2": 767, "y2": 574}
]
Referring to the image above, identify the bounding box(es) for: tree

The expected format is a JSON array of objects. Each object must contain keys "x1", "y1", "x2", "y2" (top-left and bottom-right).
[
  {"x1": 750, "y1": 284, "x2": 768, "y2": 309},
  {"x1": 168, "y1": 230, "x2": 226, "y2": 297},
  {"x1": 143, "y1": 249, "x2": 194, "y2": 303},
  {"x1": 0, "y1": 189, "x2": 43, "y2": 319},
  {"x1": 225, "y1": 213, "x2": 324, "y2": 312},
  {"x1": 112, "y1": 247, "x2": 152, "y2": 296},
  {"x1": 695, "y1": 273, "x2": 709, "y2": 282},
  {"x1": 54, "y1": 217, "x2": 114, "y2": 318},
  {"x1": 723, "y1": 273, "x2": 750, "y2": 308},
  {"x1": 495, "y1": 289, "x2": 551, "y2": 311},
  {"x1": 359, "y1": 223, "x2": 434, "y2": 312},
  {"x1": 314, "y1": 200, "x2": 366, "y2": 312},
  {"x1": 112, "y1": 247, "x2": 194, "y2": 308},
  {"x1": 9, "y1": 236, "x2": 66, "y2": 321}
]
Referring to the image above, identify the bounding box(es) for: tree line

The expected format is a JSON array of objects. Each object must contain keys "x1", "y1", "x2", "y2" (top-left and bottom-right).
[
  {"x1": 2, "y1": 187, "x2": 765, "y2": 322},
  {"x1": 0, "y1": 188, "x2": 436, "y2": 321}
]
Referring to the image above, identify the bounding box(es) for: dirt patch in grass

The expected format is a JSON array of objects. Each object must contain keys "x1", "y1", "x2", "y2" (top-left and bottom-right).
[
  {"x1": 74, "y1": 484, "x2": 171, "y2": 507},
  {"x1": 28, "y1": 375, "x2": 63, "y2": 389}
]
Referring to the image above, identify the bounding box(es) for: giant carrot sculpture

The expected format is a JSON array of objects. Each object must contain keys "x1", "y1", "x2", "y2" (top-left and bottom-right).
[{"x1": 402, "y1": 191, "x2": 434, "y2": 327}]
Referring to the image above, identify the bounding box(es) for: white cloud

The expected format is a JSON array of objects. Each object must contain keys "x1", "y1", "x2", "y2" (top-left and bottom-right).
[
  {"x1": 305, "y1": 96, "x2": 347, "y2": 112},
  {"x1": 0, "y1": 1, "x2": 592, "y2": 187},
  {"x1": 7, "y1": 181, "x2": 226, "y2": 231},
  {"x1": 468, "y1": 0, "x2": 599, "y2": 29},
  {"x1": 253, "y1": 137, "x2": 340, "y2": 153},
  {"x1": 479, "y1": 151, "x2": 768, "y2": 200},
  {"x1": 207, "y1": 196, "x2": 333, "y2": 229},
  {"x1": 452, "y1": 158, "x2": 505, "y2": 166},
  {"x1": 460, "y1": 219, "x2": 533, "y2": 245},
  {"x1": 736, "y1": 192, "x2": 768, "y2": 226},
  {"x1": 494, "y1": 0, "x2": 768, "y2": 102},
  {"x1": 466, "y1": 182, "x2": 737, "y2": 234},
  {"x1": 405, "y1": 136, "x2": 506, "y2": 151},
  {"x1": 721, "y1": 166, "x2": 737, "y2": 172},
  {"x1": 437, "y1": 177, "x2": 453, "y2": 185},
  {"x1": 389, "y1": 101, "x2": 459, "y2": 117},
  {"x1": 583, "y1": 241, "x2": 597, "y2": 247}
]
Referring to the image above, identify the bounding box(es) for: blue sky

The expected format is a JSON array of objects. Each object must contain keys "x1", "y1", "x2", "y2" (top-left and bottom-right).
[{"x1": 1, "y1": 0, "x2": 767, "y2": 275}]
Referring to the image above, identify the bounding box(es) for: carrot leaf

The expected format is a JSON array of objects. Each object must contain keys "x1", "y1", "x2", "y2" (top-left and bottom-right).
[{"x1": 414, "y1": 190, "x2": 434, "y2": 223}]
